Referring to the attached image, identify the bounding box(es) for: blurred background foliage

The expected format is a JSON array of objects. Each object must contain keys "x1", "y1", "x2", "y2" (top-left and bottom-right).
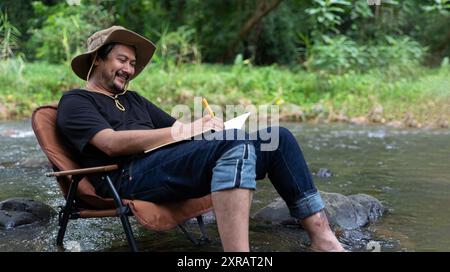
[
  {"x1": 0, "y1": 0, "x2": 448, "y2": 69},
  {"x1": 0, "y1": 0, "x2": 449, "y2": 123}
]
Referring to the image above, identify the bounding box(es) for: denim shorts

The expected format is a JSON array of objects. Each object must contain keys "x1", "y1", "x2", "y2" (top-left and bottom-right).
[{"x1": 118, "y1": 129, "x2": 255, "y2": 203}]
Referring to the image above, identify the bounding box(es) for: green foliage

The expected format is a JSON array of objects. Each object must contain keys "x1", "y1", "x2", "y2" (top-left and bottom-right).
[
  {"x1": 182, "y1": 0, "x2": 252, "y2": 63},
  {"x1": 0, "y1": 59, "x2": 81, "y2": 117},
  {"x1": 102, "y1": 0, "x2": 169, "y2": 39},
  {"x1": 423, "y1": 0, "x2": 450, "y2": 15},
  {"x1": 413, "y1": 1, "x2": 450, "y2": 65},
  {"x1": 0, "y1": 0, "x2": 34, "y2": 42},
  {"x1": 3, "y1": 0, "x2": 450, "y2": 123},
  {"x1": 26, "y1": 1, "x2": 112, "y2": 63},
  {"x1": 179, "y1": 1, "x2": 299, "y2": 64},
  {"x1": 306, "y1": 0, "x2": 352, "y2": 35},
  {"x1": 252, "y1": 3, "x2": 299, "y2": 65},
  {"x1": 1, "y1": 0, "x2": 449, "y2": 67},
  {"x1": 0, "y1": 10, "x2": 21, "y2": 60},
  {"x1": 308, "y1": 35, "x2": 427, "y2": 73},
  {"x1": 153, "y1": 25, "x2": 201, "y2": 68},
  {"x1": 308, "y1": 35, "x2": 363, "y2": 73}
]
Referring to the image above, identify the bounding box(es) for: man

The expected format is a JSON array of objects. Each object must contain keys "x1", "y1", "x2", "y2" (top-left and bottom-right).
[{"x1": 57, "y1": 25, "x2": 344, "y2": 252}]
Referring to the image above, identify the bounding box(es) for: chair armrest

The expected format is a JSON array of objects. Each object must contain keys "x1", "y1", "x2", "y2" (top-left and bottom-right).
[{"x1": 45, "y1": 164, "x2": 119, "y2": 177}]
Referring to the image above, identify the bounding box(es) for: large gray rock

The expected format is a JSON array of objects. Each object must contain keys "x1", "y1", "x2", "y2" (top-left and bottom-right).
[
  {"x1": 0, "y1": 198, "x2": 56, "y2": 229},
  {"x1": 252, "y1": 197, "x2": 292, "y2": 224},
  {"x1": 347, "y1": 194, "x2": 384, "y2": 223},
  {"x1": 253, "y1": 192, "x2": 384, "y2": 230}
]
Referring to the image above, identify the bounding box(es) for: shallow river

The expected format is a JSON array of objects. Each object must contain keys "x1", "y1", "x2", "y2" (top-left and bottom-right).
[{"x1": 0, "y1": 121, "x2": 449, "y2": 252}]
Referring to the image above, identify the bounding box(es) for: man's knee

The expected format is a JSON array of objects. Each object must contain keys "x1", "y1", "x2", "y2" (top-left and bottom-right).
[
  {"x1": 255, "y1": 126, "x2": 295, "y2": 152},
  {"x1": 211, "y1": 142, "x2": 256, "y2": 192},
  {"x1": 278, "y1": 126, "x2": 297, "y2": 144},
  {"x1": 251, "y1": 126, "x2": 297, "y2": 152}
]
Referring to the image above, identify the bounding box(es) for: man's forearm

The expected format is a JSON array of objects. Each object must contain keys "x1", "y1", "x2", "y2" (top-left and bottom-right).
[
  {"x1": 110, "y1": 127, "x2": 176, "y2": 156},
  {"x1": 90, "y1": 117, "x2": 216, "y2": 157},
  {"x1": 91, "y1": 126, "x2": 179, "y2": 157}
]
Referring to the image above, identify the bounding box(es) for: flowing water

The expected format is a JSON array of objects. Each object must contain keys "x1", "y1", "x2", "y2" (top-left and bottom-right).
[{"x1": 0, "y1": 120, "x2": 449, "y2": 252}]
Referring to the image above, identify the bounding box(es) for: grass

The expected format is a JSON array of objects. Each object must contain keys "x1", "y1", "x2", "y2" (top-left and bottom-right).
[{"x1": 1, "y1": 59, "x2": 449, "y2": 126}]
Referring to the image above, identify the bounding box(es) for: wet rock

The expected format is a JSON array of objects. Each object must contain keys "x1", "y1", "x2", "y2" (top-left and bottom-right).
[
  {"x1": 321, "y1": 193, "x2": 368, "y2": 229},
  {"x1": 238, "y1": 98, "x2": 253, "y2": 107},
  {"x1": 437, "y1": 117, "x2": 449, "y2": 128},
  {"x1": 0, "y1": 103, "x2": 11, "y2": 120},
  {"x1": 15, "y1": 157, "x2": 50, "y2": 168},
  {"x1": 403, "y1": 113, "x2": 421, "y2": 128},
  {"x1": 176, "y1": 89, "x2": 194, "y2": 103},
  {"x1": 0, "y1": 129, "x2": 16, "y2": 137},
  {"x1": 315, "y1": 168, "x2": 332, "y2": 177},
  {"x1": 336, "y1": 228, "x2": 372, "y2": 246},
  {"x1": 347, "y1": 194, "x2": 384, "y2": 223},
  {"x1": 0, "y1": 198, "x2": 56, "y2": 229},
  {"x1": 350, "y1": 117, "x2": 368, "y2": 125},
  {"x1": 253, "y1": 191, "x2": 384, "y2": 230},
  {"x1": 386, "y1": 120, "x2": 403, "y2": 128},
  {"x1": 331, "y1": 113, "x2": 349, "y2": 123},
  {"x1": 252, "y1": 198, "x2": 292, "y2": 225},
  {"x1": 369, "y1": 105, "x2": 385, "y2": 123},
  {"x1": 186, "y1": 210, "x2": 216, "y2": 225},
  {"x1": 279, "y1": 103, "x2": 305, "y2": 121},
  {"x1": 322, "y1": 192, "x2": 372, "y2": 229}
]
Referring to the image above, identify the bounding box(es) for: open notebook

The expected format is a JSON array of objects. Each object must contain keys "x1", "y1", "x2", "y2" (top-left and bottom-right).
[{"x1": 144, "y1": 112, "x2": 250, "y2": 153}]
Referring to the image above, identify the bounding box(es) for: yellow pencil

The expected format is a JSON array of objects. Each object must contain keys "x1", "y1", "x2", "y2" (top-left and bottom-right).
[{"x1": 202, "y1": 97, "x2": 215, "y2": 117}]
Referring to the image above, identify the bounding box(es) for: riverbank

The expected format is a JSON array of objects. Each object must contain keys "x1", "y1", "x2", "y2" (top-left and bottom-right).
[{"x1": 1, "y1": 60, "x2": 449, "y2": 128}]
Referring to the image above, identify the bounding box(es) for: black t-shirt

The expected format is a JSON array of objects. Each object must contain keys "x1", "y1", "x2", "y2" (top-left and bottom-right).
[{"x1": 56, "y1": 89, "x2": 176, "y2": 196}]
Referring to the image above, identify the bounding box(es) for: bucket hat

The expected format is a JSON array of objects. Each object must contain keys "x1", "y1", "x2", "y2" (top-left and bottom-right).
[{"x1": 71, "y1": 25, "x2": 156, "y2": 81}]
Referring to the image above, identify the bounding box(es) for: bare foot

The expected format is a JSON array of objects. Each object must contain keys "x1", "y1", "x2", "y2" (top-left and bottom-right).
[
  {"x1": 300, "y1": 211, "x2": 346, "y2": 252},
  {"x1": 310, "y1": 237, "x2": 346, "y2": 252}
]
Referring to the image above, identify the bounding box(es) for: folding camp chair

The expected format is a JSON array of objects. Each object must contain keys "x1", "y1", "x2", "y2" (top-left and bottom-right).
[{"x1": 31, "y1": 105, "x2": 213, "y2": 252}]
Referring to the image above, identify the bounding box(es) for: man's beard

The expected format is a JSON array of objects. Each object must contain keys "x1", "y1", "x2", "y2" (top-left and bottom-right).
[
  {"x1": 111, "y1": 81, "x2": 125, "y2": 93},
  {"x1": 110, "y1": 71, "x2": 129, "y2": 93}
]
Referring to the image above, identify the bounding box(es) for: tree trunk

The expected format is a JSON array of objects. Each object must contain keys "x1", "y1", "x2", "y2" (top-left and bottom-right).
[{"x1": 220, "y1": 0, "x2": 283, "y2": 63}]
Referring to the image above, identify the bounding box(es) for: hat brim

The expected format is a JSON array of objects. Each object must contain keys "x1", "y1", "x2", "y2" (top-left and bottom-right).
[{"x1": 71, "y1": 29, "x2": 156, "y2": 81}]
